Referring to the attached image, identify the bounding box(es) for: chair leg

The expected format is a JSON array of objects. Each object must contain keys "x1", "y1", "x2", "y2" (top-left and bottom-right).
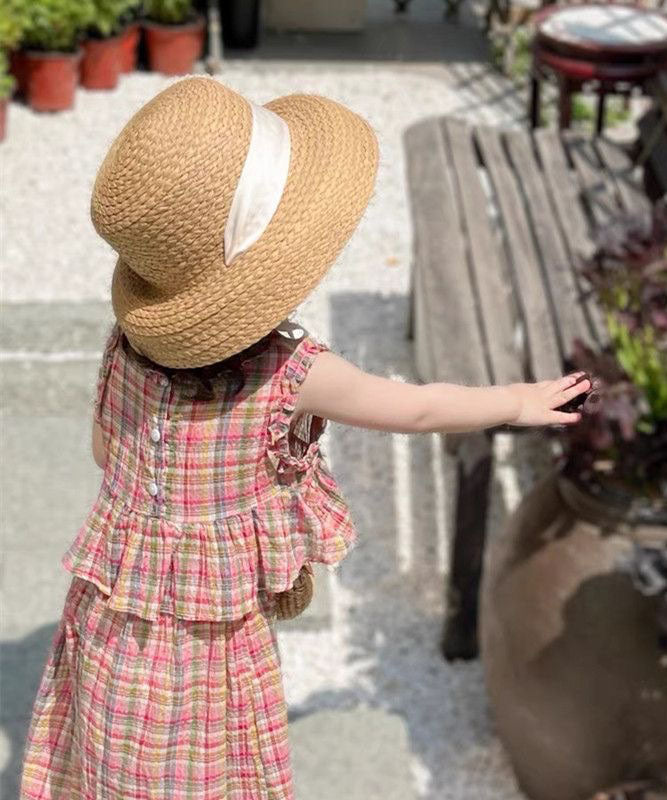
[
  {"x1": 596, "y1": 90, "x2": 607, "y2": 136},
  {"x1": 530, "y1": 73, "x2": 541, "y2": 129},
  {"x1": 441, "y1": 430, "x2": 493, "y2": 661},
  {"x1": 558, "y1": 76, "x2": 572, "y2": 130}
]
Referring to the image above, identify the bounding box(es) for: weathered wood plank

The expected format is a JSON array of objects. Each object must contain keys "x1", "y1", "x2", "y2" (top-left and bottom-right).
[
  {"x1": 594, "y1": 137, "x2": 651, "y2": 216},
  {"x1": 564, "y1": 133, "x2": 621, "y2": 227},
  {"x1": 534, "y1": 128, "x2": 608, "y2": 347},
  {"x1": 475, "y1": 126, "x2": 562, "y2": 381},
  {"x1": 443, "y1": 118, "x2": 523, "y2": 386},
  {"x1": 505, "y1": 129, "x2": 595, "y2": 358},
  {"x1": 404, "y1": 118, "x2": 490, "y2": 386}
]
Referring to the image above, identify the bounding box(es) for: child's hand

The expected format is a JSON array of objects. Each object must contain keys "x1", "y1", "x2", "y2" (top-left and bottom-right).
[{"x1": 506, "y1": 371, "x2": 592, "y2": 427}]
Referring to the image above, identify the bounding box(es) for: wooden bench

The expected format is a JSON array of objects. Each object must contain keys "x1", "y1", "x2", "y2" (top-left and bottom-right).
[{"x1": 404, "y1": 117, "x2": 654, "y2": 660}]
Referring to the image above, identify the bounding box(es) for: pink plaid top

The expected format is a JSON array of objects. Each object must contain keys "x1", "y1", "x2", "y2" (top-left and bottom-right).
[{"x1": 61, "y1": 322, "x2": 358, "y2": 622}]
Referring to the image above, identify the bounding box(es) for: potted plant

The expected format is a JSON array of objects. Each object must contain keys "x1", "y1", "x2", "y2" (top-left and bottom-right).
[
  {"x1": 21, "y1": 0, "x2": 95, "y2": 111},
  {"x1": 81, "y1": 0, "x2": 139, "y2": 90},
  {"x1": 0, "y1": 1, "x2": 23, "y2": 139},
  {"x1": 142, "y1": 0, "x2": 204, "y2": 76},
  {"x1": 117, "y1": 0, "x2": 142, "y2": 73},
  {"x1": 0, "y1": 51, "x2": 15, "y2": 141},
  {"x1": 480, "y1": 201, "x2": 667, "y2": 800}
]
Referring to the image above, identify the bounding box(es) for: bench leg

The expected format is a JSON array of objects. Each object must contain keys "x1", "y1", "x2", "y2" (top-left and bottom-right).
[{"x1": 442, "y1": 430, "x2": 493, "y2": 661}]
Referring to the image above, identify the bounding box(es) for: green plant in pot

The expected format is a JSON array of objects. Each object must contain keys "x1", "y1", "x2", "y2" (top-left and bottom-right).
[
  {"x1": 142, "y1": 0, "x2": 204, "y2": 75},
  {"x1": 0, "y1": 0, "x2": 23, "y2": 140},
  {"x1": 81, "y1": 0, "x2": 139, "y2": 90},
  {"x1": 1, "y1": 0, "x2": 26, "y2": 99},
  {"x1": 479, "y1": 201, "x2": 667, "y2": 800},
  {"x1": 0, "y1": 51, "x2": 16, "y2": 141},
  {"x1": 559, "y1": 201, "x2": 667, "y2": 509},
  {"x1": 21, "y1": 0, "x2": 95, "y2": 111},
  {"x1": 116, "y1": 0, "x2": 142, "y2": 73}
]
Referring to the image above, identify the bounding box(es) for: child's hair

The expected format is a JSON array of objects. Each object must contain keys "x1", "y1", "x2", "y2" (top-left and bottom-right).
[{"x1": 121, "y1": 328, "x2": 276, "y2": 402}]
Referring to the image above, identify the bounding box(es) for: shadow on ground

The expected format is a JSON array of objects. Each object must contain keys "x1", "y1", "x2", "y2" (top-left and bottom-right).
[{"x1": 285, "y1": 291, "x2": 532, "y2": 798}]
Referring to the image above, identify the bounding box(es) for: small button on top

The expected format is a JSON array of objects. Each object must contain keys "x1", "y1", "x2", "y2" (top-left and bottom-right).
[
  {"x1": 158, "y1": 376, "x2": 169, "y2": 387},
  {"x1": 150, "y1": 427, "x2": 161, "y2": 443},
  {"x1": 147, "y1": 482, "x2": 159, "y2": 497}
]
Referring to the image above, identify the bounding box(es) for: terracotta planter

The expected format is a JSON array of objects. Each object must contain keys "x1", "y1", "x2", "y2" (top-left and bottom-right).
[
  {"x1": 480, "y1": 470, "x2": 667, "y2": 800},
  {"x1": 80, "y1": 35, "x2": 122, "y2": 90},
  {"x1": 0, "y1": 98, "x2": 7, "y2": 142},
  {"x1": 143, "y1": 14, "x2": 205, "y2": 75},
  {"x1": 9, "y1": 49, "x2": 27, "y2": 97},
  {"x1": 24, "y1": 49, "x2": 82, "y2": 112},
  {"x1": 118, "y1": 22, "x2": 141, "y2": 72}
]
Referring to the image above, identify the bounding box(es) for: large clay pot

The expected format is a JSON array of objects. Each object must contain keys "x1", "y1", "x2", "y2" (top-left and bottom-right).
[
  {"x1": 143, "y1": 14, "x2": 205, "y2": 75},
  {"x1": 480, "y1": 470, "x2": 667, "y2": 800},
  {"x1": 24, "y1": 49, "x2": 82, "y2": 112},
  {"x1": 80, "y1": 35, "x2": 123, "y2": 90}
]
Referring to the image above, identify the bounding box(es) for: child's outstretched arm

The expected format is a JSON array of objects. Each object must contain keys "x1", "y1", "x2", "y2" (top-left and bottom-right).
[{"x1": 295, "y1": 351, "x2": 591, "y2": 434}]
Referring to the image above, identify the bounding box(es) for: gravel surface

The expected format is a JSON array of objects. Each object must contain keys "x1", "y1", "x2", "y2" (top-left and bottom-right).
[{"x1": 2, "y1": 62, "x2": 553, "y2": 799}]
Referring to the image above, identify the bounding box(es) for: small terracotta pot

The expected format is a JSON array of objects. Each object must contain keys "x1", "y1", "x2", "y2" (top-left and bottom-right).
[
  {"x1": 24, "y1": 49, "x2": 82, "y2": 112},
  {"x1": 0, "y1": 98, "x2": 7, "y2": 142},
  {"x1": 80, "y1": 35, "x2": 123, "y2": 90},
  {"x1": 9, "y1": 49, "x2": 27, "y2": 97},
  {"x1": 143, "y1": 14, "x2": 205, "y2": 76},
  {"x1": 118, "y1": 22, "x2": 141, "y2": 73}
]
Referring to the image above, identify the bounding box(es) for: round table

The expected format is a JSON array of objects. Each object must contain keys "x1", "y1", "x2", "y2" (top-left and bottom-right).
[{"x1": 530, "y1": 4, "x2": 667, "y2": 133}]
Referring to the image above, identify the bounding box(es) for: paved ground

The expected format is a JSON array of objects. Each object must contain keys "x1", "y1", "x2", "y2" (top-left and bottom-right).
[{"x1": 0, "y1": 2, "x2": 558, "y2": 798}]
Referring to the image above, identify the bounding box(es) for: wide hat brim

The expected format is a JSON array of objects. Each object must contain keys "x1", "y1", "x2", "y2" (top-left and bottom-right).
[{"x1": 108, "y1": 84, "x2": 378, "y2": 368}]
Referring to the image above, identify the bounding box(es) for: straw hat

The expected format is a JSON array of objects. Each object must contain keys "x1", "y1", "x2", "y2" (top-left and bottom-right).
[{"x1": 91, "y1": 76, "x2": 379, "y2": 368}]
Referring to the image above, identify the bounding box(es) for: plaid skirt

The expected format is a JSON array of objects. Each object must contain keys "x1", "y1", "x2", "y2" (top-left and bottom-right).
[{"x1": 19, "y1": 575, "x2": 293, "y2": 800}]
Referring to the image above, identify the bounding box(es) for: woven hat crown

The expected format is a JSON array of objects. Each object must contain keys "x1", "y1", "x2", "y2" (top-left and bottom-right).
[
  {"x1": 91, "y1": 78, "x2": 250, "y2": 291},
  {"x1": 94, "y1": 76, "x2": 379, "y2": 368}
]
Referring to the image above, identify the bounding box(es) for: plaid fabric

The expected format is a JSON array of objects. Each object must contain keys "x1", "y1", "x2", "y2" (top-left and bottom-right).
[
  {"x1": 61, "y1": 322, "x2": 358, "y2": 622},
  {"x1": 20, "y1": 575, "x2": 291, "y2": 799},
  {"x1": 21, "y1": 324, "x2": 359, "y2": 799}
]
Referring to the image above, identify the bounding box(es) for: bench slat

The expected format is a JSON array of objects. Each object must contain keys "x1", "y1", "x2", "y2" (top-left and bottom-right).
[
  {"x1": 534, "y1": 129, "x2": 608, "y2": 347},
  {"x1": 443, "y1": 118, "x2": 523, "y2": 386},
  {"x1": 404, "y1": 118, "x2": 490, "y2": 386},
  {"x1": 505, "y1": 130, "x2": 595, "y2": 358},
  {"x1": 475, "y1": 126, "x2": 562, "y2": 381},
  {"x1": 594, "y1": 137, "x2": 652, "y2": 216},
  {"x1": 564, "y1": 133, "x2": 621, "y2": 226}
]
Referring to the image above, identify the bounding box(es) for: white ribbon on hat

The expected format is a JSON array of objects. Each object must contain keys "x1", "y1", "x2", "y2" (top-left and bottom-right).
[{"x1": 223, "y1": 101, "x2": 291, "y2": 266}]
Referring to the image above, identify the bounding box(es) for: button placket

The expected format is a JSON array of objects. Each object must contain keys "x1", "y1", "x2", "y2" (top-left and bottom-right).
[{"x1": 146, "y1": 377, "x2": 168, "y2": 503}]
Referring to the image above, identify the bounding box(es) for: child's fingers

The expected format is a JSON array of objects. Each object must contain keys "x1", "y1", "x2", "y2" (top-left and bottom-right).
[
  {"x1": 550, "y1": 409, "x2": 582, "y2": 425},
  {"x1": 552, "y1": 378, "x2": 591, "y2": 407},
  {"x1": 550, "y1": 372, "x2": 585, "y2": 394}
]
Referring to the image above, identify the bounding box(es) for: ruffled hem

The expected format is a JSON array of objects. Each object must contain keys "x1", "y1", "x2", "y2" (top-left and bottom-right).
[{"x1": 61, "y1": 475, "x2": 357, "y2": 623}]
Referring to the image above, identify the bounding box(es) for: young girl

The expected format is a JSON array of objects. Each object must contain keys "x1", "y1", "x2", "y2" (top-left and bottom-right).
[{"x1": 19, "y1": 76, "x2": 590, "y2": 800}]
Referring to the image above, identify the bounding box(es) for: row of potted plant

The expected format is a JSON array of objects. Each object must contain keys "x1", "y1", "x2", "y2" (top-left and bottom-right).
[{"x1": 0, "y1": 0, "x2": 205, "y2": 137}]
